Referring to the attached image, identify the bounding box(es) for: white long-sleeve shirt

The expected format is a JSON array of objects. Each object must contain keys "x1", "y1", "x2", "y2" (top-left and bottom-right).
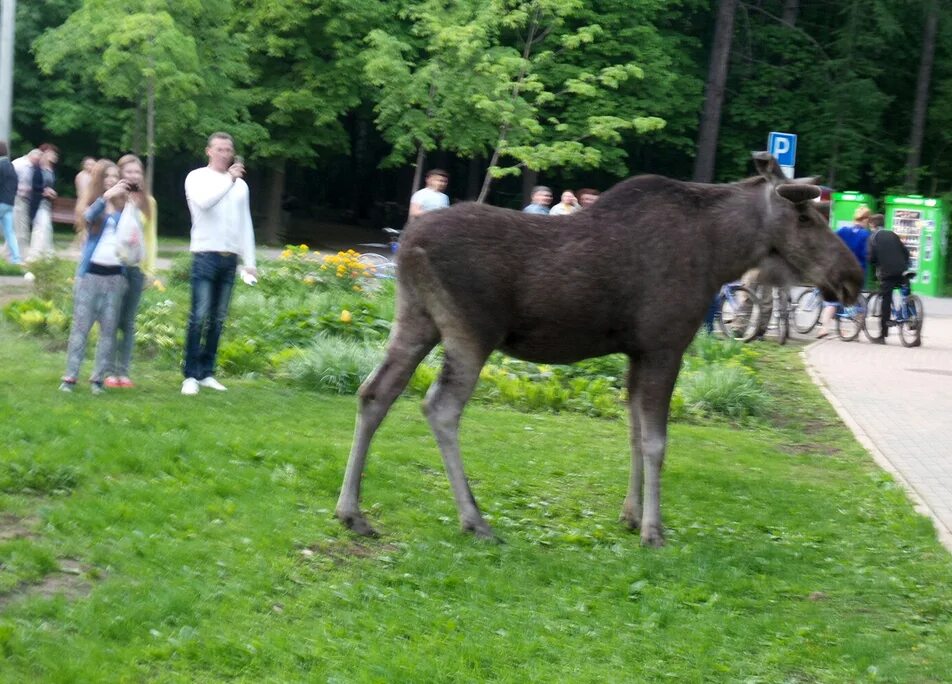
[{"x1": 184, "y1": 166, "x2": 256, "y2": 269}]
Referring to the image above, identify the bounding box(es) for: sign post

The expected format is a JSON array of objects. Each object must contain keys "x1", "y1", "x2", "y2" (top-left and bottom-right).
[{"x1": 767, "y1": 131, "x2": 797, "y2": 179}]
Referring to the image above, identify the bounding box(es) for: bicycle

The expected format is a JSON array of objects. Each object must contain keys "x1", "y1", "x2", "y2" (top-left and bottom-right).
[
  {"x1": 716, "y1": 282, "x2": 761, "y2": 342},
  {"x1": 834, "y1": 292, "x2": 868, "y2": 342},
  {"x1": 356, "y1": 227, "x2": 401, "y2": 278},
  {"x1": 792, "y1": 286, "x2": 823, "y2": 334},
  {"x1": 863, "y1": 272, "x2": 923, "y2": 347}
]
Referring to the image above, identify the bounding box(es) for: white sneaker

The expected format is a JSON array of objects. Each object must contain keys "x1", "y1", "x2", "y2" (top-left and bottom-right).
[
  {"x1": 198, "y1": 377, "x2": 227, "y2": 391},
  {"x1": 181, "y1": 378, "x2": 200, "y2": 395}
]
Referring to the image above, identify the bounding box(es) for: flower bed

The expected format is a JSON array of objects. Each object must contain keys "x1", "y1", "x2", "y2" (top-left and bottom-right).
[{"x1": 3, "y1": 249, "x2": 769, "y2": 421}]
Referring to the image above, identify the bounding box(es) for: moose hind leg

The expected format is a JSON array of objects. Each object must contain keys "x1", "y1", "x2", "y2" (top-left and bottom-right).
[
  {"x1": 630, "y1": 350, "x2": 681, "y2": 547},
  {"x1": 620, "y1": 356, "x2": 644, "y2": 531},
  {"x1": 423, "y1": 342, "x2": 495, "y2": 539},
  {"x1": 336, "y1": 319, "x2": 438, "y2": 536}
]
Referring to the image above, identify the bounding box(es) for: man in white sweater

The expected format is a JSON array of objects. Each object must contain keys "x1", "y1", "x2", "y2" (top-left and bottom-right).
[{"x1": 181, "y1": 132, "x2": 258, "y2": 395}]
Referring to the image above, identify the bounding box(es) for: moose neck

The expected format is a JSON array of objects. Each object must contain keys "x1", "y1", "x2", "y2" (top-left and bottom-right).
[{"x1": 705, "y1": 181, "x2": 775, "y2": 288}]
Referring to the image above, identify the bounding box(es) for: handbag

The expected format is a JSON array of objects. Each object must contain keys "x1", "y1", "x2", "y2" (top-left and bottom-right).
[{"x1": 115, "y1": 200, "x2": 144, "y2": 265}]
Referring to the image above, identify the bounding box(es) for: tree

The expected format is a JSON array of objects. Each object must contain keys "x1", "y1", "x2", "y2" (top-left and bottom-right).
[
  {"x1": 363, "y1": 0, "x2": 668, "y2": 203},
  {"x1": 234, "y1": 0, "x2": 384, "y2": 242},
  {"x1": 692, "y1": 0, "x2": 736, "y2": 182},
  {"x1": 34, "y1": 0, "x2": 261, "y2": 188},
  {"x1": 904, "y1": 0, "x2": 940, "y2": 191}
]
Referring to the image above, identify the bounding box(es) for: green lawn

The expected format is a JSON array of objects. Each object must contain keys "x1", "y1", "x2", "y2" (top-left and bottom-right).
[{"x1": 1, "y1": 326, "x2": 951, "y2": 682}]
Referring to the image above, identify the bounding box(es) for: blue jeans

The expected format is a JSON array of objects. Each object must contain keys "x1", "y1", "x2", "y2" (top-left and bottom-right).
[
  {"x1": 183, "y1": 252, "x2": 237, "y2": 380},
  {"x1": 0, "y1": 203, "x2": 21, "y2": 264},
  {"x1": 113, "y1": 266, "x2": 144, "y2": 376}
]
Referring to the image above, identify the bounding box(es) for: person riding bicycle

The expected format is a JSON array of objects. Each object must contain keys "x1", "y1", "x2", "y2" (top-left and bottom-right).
[
  {"x1": 817, "y1": 206, "x2": 871, "y2": 338},
  {"x1": 868, "y1": 213, "x2": 911, "y2": 345}
]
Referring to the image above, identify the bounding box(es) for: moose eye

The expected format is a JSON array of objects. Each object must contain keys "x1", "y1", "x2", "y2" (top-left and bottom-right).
[{"x1": 798, "y1": 213, "x2": 811, "y2": 224}]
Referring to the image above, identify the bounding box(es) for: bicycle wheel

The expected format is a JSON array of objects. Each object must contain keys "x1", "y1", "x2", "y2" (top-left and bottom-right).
[
  {"x1": 793, "y1": 288, "x2": 822, "y2": 334},
  {"x1": 863, "y1": 293, "x2": 883, "y2": 341},
  {"x1": 717, "y1": 285, "x2": 761, "y2": 342},
  {"x1": 835, "y1": 293, "x2": 867, "y2": 342},
  {"x1": 899, "y1": 295, "x2": 924, "y2": 347}
]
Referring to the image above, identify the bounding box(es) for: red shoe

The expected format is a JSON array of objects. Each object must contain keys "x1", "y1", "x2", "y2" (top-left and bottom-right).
[
  {"x1": 104, "y1": 376, "x2": 123, "y2": 388},
  {"x1": 118, "y1": 376, "x2": 134, "y2": 388}
]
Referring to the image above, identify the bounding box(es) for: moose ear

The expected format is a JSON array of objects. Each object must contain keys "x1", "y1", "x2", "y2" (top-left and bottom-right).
[
  {"x1": 752, "y1": 151, "x2": 786, "y2": 184},
  {"x1": 776, "y1": 183, "x2": 820, "y2": 204}
]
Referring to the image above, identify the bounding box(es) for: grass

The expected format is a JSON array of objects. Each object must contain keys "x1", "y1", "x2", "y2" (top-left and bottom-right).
[{"x1": 1, "y1": 324, "x2": 952, "y2": 682}]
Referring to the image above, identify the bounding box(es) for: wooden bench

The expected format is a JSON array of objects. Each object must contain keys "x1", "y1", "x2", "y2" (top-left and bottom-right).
[{"x1": 51, "y1": 197, "x2": 77, "y2": 226}]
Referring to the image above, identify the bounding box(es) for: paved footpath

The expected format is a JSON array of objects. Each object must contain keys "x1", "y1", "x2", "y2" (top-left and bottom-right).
[{"x1": 805, "y1": 296, "x2": 952, "y2": 552}]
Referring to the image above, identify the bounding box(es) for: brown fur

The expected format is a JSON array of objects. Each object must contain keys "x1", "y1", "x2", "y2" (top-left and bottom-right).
[{"x1": 336, "y1": 153, "x2": 863, "y2": 546}]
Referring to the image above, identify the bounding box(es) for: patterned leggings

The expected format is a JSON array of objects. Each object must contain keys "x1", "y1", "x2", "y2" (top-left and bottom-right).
[{"x1": 64, "y1": 273, "x2": 126, "y2": 383}]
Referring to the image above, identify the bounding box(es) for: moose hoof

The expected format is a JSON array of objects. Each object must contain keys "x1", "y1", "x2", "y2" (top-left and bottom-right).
[
  {"x1": 336, "y1": 510, "x2": 380, "y2": 538},
  {"x1": 640, "y1": 525, "x2": 666, "y2": 548},
  {"x1": 462, "y1": 519, "x2": 502, "y2": 543},
  {"x1": 619, "y1": 510, "x2": 641, "y2": 531}
]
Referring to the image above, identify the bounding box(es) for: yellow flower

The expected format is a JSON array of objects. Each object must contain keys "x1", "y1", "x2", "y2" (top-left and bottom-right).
[
  {"x1": 153, "y1": 279, "x2": 166, "y2": 292},
  {"x1": 299, "y1": 244, "x2": 309, "y2": 252},
  {"x1": 340, "y1": 310, "x2": 352, "y2": 323}
]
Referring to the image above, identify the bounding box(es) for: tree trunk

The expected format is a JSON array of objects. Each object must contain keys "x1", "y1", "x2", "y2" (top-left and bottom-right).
[
  {"x1": 781, "y1": 0, "x2": 799, "y2": 27},
  {"x1": 692, "y1": 0, "x2": 737, "y2": 183},
  {"x1": 146, "y1": 72, "x2": 155, "y2": 192},
  {"x1": 521, "y1": 168, "x2": 538, "y2": 208},
  {"x1": 904, "y1": 0, "x2": 939, "y2": 192},
  {"x1": 263, "y1": 158, "x2": 286, "y2": 246},
  {"x1": 466, "y1": 157, "x2": 482, "y2": 200},
  {"x1": 409, "y1": 144, "x2": 426, "y2": 204}
]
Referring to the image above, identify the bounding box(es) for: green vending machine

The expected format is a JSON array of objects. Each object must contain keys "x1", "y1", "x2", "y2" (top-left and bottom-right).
[
  {"x1": 830, "y1": 191, "x2": 877, "y2": 288},
  {"x1": 883, "y1": 195, "x2": 948, "y2": 296},
  {"x1": 830, "y1": 191, "x2": 876, "y2": 230}
]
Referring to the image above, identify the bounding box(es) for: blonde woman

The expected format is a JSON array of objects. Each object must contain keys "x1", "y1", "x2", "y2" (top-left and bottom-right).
[{"x1": 104, "y1": 154, "x2": 158, "y2": 388}]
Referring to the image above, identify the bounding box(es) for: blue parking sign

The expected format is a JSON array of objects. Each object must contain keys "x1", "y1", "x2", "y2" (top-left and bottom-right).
[{"x1": 767, "y1": 131, "x2": 797, "y2": 167}]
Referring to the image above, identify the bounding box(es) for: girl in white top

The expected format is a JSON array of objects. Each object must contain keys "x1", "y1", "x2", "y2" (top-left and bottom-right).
[{"x1": 548, "y1": 190, "x2": 580, "y2": 216}]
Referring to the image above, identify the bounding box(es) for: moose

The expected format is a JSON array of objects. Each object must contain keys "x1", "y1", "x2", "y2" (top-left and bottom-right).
[{"x1": 336, "y1": 152, "x2": 863, "y2": 546}]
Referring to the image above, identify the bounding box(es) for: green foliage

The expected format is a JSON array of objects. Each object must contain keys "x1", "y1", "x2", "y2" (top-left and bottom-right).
[
  {"x1": 23, "y1": 257, "x2": 74, "y2": 305},
  {"x1": 0, "y1": 460, "x2": 78, "y2": 495},
  {"x1": 680, "y1": 365, "x2": 768, "y2": 419},
  {"x1": 280, "y1": 335, "x2": 382, "y2": 394},
  {"x1": 3, "y1": 298, "x2": 70, "y2": 338},
  {"x1": 0, "y1": 262, "x2": 25, "y2": 276}
]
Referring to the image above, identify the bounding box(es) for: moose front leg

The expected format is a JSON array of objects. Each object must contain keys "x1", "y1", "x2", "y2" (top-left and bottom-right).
[
  {"x1": 626, "y1": 350, "x2": 681, "y2": 547},
  {"x1": 337, "y1": 321, "x2": 437, "y2": 536}
]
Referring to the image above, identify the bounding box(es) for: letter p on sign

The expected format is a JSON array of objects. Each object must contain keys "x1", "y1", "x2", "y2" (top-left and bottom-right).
[{"x1": 767, "y1": 131, "x2": 797, "y2": 178}]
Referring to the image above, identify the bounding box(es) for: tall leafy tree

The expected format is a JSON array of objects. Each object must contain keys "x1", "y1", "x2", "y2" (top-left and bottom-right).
[
  {"x1": 234, "y1": 0, "x2": 383, "y2": 242},
  {"x1": 34, "y1": 0, "x2": 260, "y2": 188}
]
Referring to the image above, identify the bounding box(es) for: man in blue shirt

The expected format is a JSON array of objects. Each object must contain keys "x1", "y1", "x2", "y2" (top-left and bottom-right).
[
  {"x1": 523, "y1": 186, "x2": 553, "y2": 214},
  {"x1": 817, "y1": 206, "x2": 872, "y2": 338}
]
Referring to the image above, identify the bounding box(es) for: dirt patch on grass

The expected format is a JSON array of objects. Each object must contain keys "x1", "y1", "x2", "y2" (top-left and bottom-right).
[
  {"x1": 303, "y1": 539, "x2": 401, "y2": 565},
  {"x1": 778, "y1": 442, "x2": 842, "y2": 457},
  {"x1": 0, "y1": 559, "x2": 96, "y2": 609},
  {"x1": 0, "y1": 513, "x2": 40, "y2": 540}
]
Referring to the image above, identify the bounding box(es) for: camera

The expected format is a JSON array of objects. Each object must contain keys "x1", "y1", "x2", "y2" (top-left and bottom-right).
[{"x1": 126, "y1": 182, "x2": 140, "y2": 192}]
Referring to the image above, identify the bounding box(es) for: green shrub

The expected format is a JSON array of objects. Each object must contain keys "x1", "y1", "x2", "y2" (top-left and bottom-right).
[
  {"x1": 0, "y1": 460, "x2": 79, "y2": 494},
  {"x1": 135, "y1": 296, "x2": 185, "y2": 359},
  {"x1": 25, "y1": 256, "x2": 74, "y2": 304},
  {"x1": 168, "y1": 252, "x2": 193, "y2": 285},
  {"x1": 0, "y1": 261, "x2": 24, "y2": 276},
  {"x1": 3, "y1": 298, "x2": 70, "y2": 337},
  {"x1": 280, "y1": 335, "x2": 383, "y2": 394},
  {"x1": 218, "y1": 337, "x2": 272, "y2": 376},
  {"x1": 680, "y1": 365, "x2": 768, "y2": 418}
]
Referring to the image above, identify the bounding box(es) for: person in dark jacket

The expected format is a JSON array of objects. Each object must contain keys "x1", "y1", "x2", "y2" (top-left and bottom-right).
[
  {"x1": 0, "y1": 142, "x2": 21, "y2": 264},
  {"x1": 868, "y1": 213, "x2": 911, "y2": 344}
]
